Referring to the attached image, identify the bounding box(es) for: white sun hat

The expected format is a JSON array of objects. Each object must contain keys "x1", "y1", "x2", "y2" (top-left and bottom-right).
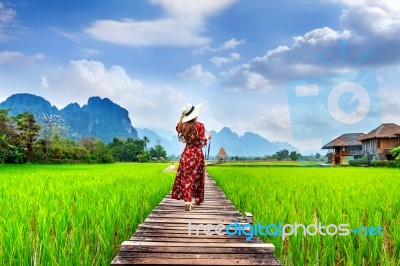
[{"x1": 182, "y1": 103, "x2": 203, "y2": 123}]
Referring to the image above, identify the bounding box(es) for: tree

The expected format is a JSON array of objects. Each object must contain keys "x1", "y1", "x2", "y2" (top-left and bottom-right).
[
  {"x1": 143, "y1": 136, "x2": 150, "y2": 148},
  {"x1": 0, "y1": 134, "x2": 10, "y2": 164},
  {"x1": 274, "y1": 149, "x2": 289, "y2": 160},
  {"x1": 390, "y1": 146, "x2": 400, "y2": 161},
  {"x1": 94, "y1": 141, "x2": 114, "y2": 163},
  {"x1": 0, "y1": 109, "x2": 18, "y2": 163},
  {"x1": 0, "y1": 109, "x2": 16, "y2": 138},
  {"x1": 150, "y1": 144, "x2": 167, "y2": 160},
  {"x1": 80, "y1": 137, "x2": 100, "y2": 153},
  {"x1": 289, "y1": 151, "x2": 300, "y2": 161},
  {"x1": 315, "y1": 152, "x2": 321, "y2": 159},
  {"x1": 39, "y1": 114, "x2": 68, "y2": 161},
  {"x1": 108, "y1": 137, "x2": 147, "y2": 162},
  {"x1": 15, "y1": 112, "x2": 41, "y2": 162},
  {"x1": 143, "y1": 136, "x2": 150, "y2": 161}
]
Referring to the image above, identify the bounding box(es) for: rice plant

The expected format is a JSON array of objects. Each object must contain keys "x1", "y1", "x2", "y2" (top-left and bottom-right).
[
  {"x1": 0, "y1": 163, "x2": 175, "y2": 265},
  {"x1": 207, "y1": 166, "x2": 400, "y2": 265}
]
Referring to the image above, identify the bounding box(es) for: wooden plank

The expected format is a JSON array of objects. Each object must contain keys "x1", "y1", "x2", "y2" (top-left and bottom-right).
[
  {"x1": 147, "y1": 213, "x2": 245, "y2": 219},
  {"x1": 115, "y1": 252, "x2": 272, "y2": 259},
  {"x1": 119, "y1": 245, "x2": 273, "y2": 254},
  {"x1": 150, "y1": 209, "x2": 242, "y2": 214},
  {"x1": 121, "y1": 241, "x2": 275, "y2": 251},
  {"x1": 129, "y1": 237, "x2": 262, "y2": 243},
  {"x1": 133, "y1": 232, "x2": 260, "y2": 240},
  {"x1": 111, "y1": 172, "x2": 281, "y2": 265},
  {"x1": 112, "y1": 257, "x2": 282, "y2": 265},
  {"x1": 132, "y1": 232, "x2": 260, "y2": 240},
  {"x1": 143, "y1": 218, "x2": 241, "y2": 224}
]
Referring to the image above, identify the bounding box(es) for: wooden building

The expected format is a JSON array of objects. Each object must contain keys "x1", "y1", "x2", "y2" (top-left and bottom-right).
[
  {"x1": 359, "y1": 123, "x2": 400, "y2": 160},
  {"x1": 322, "y1": 133, "x2": 365, "y2": 165},
  {"x1": 217, "y1": 146, "x2": 227, "y2": 161}
]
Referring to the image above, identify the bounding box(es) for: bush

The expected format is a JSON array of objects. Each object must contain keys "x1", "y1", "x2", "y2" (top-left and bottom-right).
[
  {"x1": 349, "y1": 157, "x2": 369, "y2": 166},
  {"x1": 370, "y1": 160, "x2": 397, "y2": 168},
  {"x1": 97, "y1": 152, "x2": 114, "y2": 164}
]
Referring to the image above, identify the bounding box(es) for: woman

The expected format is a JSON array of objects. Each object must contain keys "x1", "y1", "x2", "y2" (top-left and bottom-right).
[{"x1": 171, "y1": 103, "x2": 212, "y2": 211}]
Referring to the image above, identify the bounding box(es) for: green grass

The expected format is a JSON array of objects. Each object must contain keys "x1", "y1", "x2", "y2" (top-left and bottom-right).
[
  {"x1": 0, "y1": 163, "x2": 175, "y2": 265},
  {"x1": 211, "y1": 161, "x2": 321, "y2": 167},
  {"x1": 207, "y1": 166, "x2": 400, "y2": 266},
  {"x1": 2, "y1": 163, "x2": 399, "y2": 265}
]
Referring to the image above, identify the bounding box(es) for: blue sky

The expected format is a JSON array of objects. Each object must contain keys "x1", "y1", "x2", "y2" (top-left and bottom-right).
[{"x1": 1, "y1": 0, "x2": 399, "y2": 152}]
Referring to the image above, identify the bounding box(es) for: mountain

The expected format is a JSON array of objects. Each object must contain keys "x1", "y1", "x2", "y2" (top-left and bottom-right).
[
  {"x1": 208, "y1": 127, "x2": 299, "y2": 157},
  {"x1": 0, "y1": 93, "x2": 59, "y2": 115},
  {"x1": 1, "y1": 93, "x2": 299, "y2": 156},
  {"x1": 137, "y1": 126, "x2": 299, "y2": 158},
  {"x1": 147, "y1": 128, "x2": 175, "y2": 140},
  {"x1": 0, "y1": 93, "x2": 138, "y2": 142},
  {"x1": 60, "y1": 96, "x2": 137, "y2": 142}
]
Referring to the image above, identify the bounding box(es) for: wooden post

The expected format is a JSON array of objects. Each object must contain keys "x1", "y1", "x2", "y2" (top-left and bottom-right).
[{"x1": 245, "y1": 212, "x2": 253, "y2": 224}]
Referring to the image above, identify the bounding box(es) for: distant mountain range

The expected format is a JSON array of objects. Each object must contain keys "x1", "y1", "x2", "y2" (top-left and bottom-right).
[
  {"x1": 0, "y1": 93, "x2": 138, "y2": 142},
  {"x1": 136, "y1": 127, "x2": 298, "y2": 157},
  {"x1": 0, "y1": 93, "x2": 299, "y2": 157}
]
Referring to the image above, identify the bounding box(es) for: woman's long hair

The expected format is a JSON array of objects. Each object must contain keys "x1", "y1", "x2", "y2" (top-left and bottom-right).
[{"x1": 178, "y1": 119, "x2": 199, "y2": 145}]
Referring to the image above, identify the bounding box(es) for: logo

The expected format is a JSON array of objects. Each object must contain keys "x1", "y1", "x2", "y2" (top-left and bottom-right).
[
  {"x1": 287, "y1": 41, "x2": 381, "y2": 145},
  {"x1": 187, "y1": 221, "x2": 384, "y2": 241}
]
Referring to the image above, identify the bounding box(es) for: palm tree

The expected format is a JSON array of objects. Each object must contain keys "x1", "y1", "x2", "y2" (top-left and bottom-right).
[
  {"x1": 143, "y1": 136, "x2": 150, "y2": 161},
  {"x1": 143, "y1": 136, "x2": 150, "y2": 149}
]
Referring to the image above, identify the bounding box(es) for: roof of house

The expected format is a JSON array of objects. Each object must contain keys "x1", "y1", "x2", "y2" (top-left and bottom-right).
[
  {"x1": 217, "y1": 146, "x2": 227, "y2": 158},
  {"x1": 359, "y1": 123, "x2": 400, "y2": 141},
  {"x1": 322, "y1": 133, "x2": 365, "y2": 149}
]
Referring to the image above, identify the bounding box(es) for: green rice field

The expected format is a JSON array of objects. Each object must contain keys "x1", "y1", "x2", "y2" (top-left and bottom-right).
[
  {"x1": 207, "y1": 166, "x2": 400, "y2": 265},
  {"x1": 1, "y1": 163, "x2": 400, "y2": 265},
  {"x1": 0, "y1": 163, "x2": 175, "y2": 265}
]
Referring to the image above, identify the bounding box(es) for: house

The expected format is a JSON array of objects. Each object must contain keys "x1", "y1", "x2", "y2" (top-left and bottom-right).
[
  {"x1": 217, "y1": 146, "x2": 227, "y2": 161},
  {"x1": 359, "y1": 123, "x2": 400, "y2": 160},
  {"x1": 322, "y1": 133, "x2": 365, "y2": 165}
]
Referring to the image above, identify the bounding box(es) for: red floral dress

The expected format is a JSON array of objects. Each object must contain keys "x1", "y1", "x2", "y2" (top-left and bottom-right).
[{"x1": 171, "y1": 121, "x2": 207, "y2": 203}]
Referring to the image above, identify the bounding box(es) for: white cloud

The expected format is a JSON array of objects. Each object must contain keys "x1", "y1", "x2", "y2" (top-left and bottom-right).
[
  {"x1": 84, "y1": 0, "x2": 236, "y2": 47},
  {"x1": 80, "y1": 48, "x2": 101, "y2": 57},
  {"x1": 51, "y1": 27, "x2": 81, "y2": 41},
  {"x1": 223, "y1": 66, "x2": 272, "y2": 91},
  {"x1": 221, "y1": 38, "x2": 246, "y2": 49},
  {"x1": 164, "y1": 86, "x2": 184, "y2": 102},
  {"x1": 211, "y1": 52, "x2": 240, "y2": 67},
  {"x1": 0, "y1": 50, "x2": 45, "y2": 64},
  {"x1": 293, "y1": 27, "x2": 350, "y2": 46},
  {"x1": 229, "y1": 105, "x2": 292, "y2": 142},
  {"x1": 339, "y1": 1, "x2": 400, "y2": 40},
  {"x1": 211, "y1": 57, "x2": 228, "y2": 67},
  {"x1": 243, "y1": 71, "x2": 271, "y2": 91},
  {"x1": 202, "y1": 115, "x2": 224, "y2": 133},
  {"x1": 193, "y1": 38, "x2": 245, "y2": 54},
  {"x1": 36, "y1": 59, "x2": 194, "y2": 130},
  {"x1": 0, "y1": 3, "x2": 16, "y2": 41},
  {"x1": 379, "y1": 88, "x2": 400, "y2": 124},
  {"x1": 40, "y1": 76, "x2": 48, "y2": 89},
  {"x1": 177, "y1": 64, "x2": 216, "y2": 86},
  {"x1": 223, "y1": 1, "x2": 400, "y2": 91},
  {"x1": 331, "y1": 0, "x2": 400, "y2": 11},
  {"x1": 37, "y1": 59, "x2": 147, "y2": 114}
]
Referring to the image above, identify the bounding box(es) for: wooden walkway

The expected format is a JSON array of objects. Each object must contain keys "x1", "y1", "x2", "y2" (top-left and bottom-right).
[{"x1": 111, "y1": 173, "x2": 282, "y2": 265}]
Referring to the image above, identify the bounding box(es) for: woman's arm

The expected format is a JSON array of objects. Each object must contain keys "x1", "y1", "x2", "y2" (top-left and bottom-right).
[
  {"x1": 197, "y1": 122, "x2": 209, "y2": 148},
  {"x1": 176, "y1": 113, "x2": 185, "y2": 132}
]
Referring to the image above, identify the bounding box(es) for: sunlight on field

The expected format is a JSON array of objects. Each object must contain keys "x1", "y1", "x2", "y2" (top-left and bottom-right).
[
  {"x1": 0, "y1": 163, "x2": 175, "y2": 265},
  {"x1": 207, "y1": 166, "x2": 400, "y2": 265}
]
